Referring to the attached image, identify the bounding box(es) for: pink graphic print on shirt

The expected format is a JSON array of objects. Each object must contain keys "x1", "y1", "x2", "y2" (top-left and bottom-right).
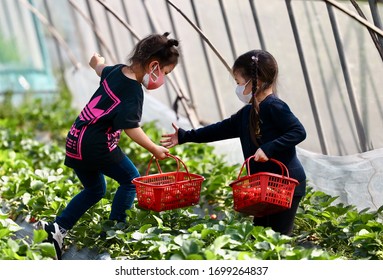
[
  {"x1": 106, "y1": 128, "x2": 121, "y2": 151},
  {"x1": 79, "y1": 95, "x2": 105, "y2": 121},
  {"x1": 66, "y1": 79, "x2": 121, "y2": 160}
]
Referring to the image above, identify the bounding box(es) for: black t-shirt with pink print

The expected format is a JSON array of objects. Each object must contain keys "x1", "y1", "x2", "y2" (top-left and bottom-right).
[{"x1": 65, "y1": 64, "x2": 143, "y2": 170}]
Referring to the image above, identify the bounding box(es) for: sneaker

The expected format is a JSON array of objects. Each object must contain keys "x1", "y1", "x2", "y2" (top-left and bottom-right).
[{"x1": 35, "y1": 221, "x2": 67, "y2": 260}]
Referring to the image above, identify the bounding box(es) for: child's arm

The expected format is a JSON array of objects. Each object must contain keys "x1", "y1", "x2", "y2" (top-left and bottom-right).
[
  {"x1": 124, "y1": 127, "x2": 169, "y2": 160},
  {"x1": 89, "y1": 52, "x2": 106, "y2": 77}
]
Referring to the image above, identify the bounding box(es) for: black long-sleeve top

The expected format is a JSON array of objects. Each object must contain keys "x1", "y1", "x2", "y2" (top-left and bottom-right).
[{"x1": 178, "y1": 94, "x2": 307, "y2": 196}]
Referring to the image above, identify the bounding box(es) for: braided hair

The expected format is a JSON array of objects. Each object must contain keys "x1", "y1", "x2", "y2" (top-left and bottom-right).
[
  {"x1": 250, "y1": 55, "x2": 261, "y2": 144},
  {"x1": 128, "y1": 32, "x2": 180, "y2": 69},
  {"x1": 232, "y1": 50, "x2": 278, "y2": 145}
]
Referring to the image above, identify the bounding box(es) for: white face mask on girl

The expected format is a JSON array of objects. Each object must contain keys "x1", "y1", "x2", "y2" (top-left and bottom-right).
[
  {"x1": 142, "y1": 64, "x2": 165, "y2": 90},
  {"x1": 235, "y1": 80, "x2": 252, "y2": 104}
]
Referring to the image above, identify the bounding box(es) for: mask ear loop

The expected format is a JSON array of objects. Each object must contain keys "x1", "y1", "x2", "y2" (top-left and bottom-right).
[{"x1": 149, "y1": 62, "x2": 160, "y2": 82}]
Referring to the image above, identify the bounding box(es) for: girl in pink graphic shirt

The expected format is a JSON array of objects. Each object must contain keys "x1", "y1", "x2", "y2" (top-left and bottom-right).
[{"x1": 36, "y1": 32, "x2": 180, "y2": 259}]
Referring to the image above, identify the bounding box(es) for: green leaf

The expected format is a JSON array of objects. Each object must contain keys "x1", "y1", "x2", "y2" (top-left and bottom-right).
[
  {"x1": 158, "y1": 243, "x2": 168, "y2": 254},
  {"x1": 173, "y1": 234, "x2": 187, "y2": 246},
  {"x1": 153, "y1": 215, "x2": 171, "y2": 230},
  {"x1": 204, "y1": 250, "x2": 218, "y2": 260},
  {"x1": 188, "y1": 223, "x2": 205, "y2": 233},
  {"x1": 237, "y1": 251, "x2": 256, "y2": 260},
  {"x1": 22, "y1": 192, "x2": 31, "y2": 205},
  {"x1": 33, "y1": 229, "x2": 48, "y2": 243},
  {"x1": 17, "y1": 244, "x2": 29, "y2": 256},
  {"x1": 0, "y1": 228, "x2": 11, "y2": 238},
  {"x1": 1, "y1": 218, "x2": 22, "y2": 232},
  {"x1": 201, "y1": 228, "x2": 218, "y2": 239},
  {"x1": 212, "y1": 235, "x2": 231, "y2": 250},
  {"x1": 36, "y1": 243, "x2": 56, "y2": 258},
  {"x1": 255, "y1": 241, "x2": 272, "y2": 251},
  {"x1": 139, "y1": 224, "x2": 153, "y2": 233},
  {"x1": 357, "y1": 229, "x2": 370, "y2": 236},
  {"x1": 180, "y1": 239, "x2": 201, "y2": 256},
  {"x1": 106, "y1": 230, "x2": 116, "y2": 238},
  {"x1": 186, "y1": 253, "x2": 204, "y2": 260},
  {"x1": 131, "y1": 231, "x2": 145, "y2": 240},
  {"x1": 7, "y1": 239, "x2": 20, "y2": 252},
  {"x1": 170, "y1": 253, "x2": 184, "y2": 260}
]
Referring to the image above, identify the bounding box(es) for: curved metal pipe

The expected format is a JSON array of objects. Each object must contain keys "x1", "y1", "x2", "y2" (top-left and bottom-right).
[
  {"x1": 166, "y1": 0, "x2": 233, "y2": 78},
  {"x1": 68, "y1": 0, "x2": 117, "y2": 64},
  {"x1": 323, "y1": 0, "x2": 383, "y2": 37}
]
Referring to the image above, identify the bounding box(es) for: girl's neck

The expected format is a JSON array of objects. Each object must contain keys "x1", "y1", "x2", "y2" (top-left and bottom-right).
[
  {"x1": 122, "y1": 65, "x2": 143, "y2": 82},
  {"x1": 256, "y1": 87, "x2": 273, "y2": 103}
]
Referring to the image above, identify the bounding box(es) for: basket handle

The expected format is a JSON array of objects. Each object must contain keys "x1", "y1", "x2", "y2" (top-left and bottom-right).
[
  {"x1": 145, "y1": 153, "x2": 192, "y2": 180},
  {"x1": 237, "y1": 156, "x2": 290, "y2": 180}
]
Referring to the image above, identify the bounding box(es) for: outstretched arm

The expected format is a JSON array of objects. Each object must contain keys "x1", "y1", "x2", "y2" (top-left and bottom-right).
[
  {"x1": 162, "y1": 115, "x2": 240, "y2": 146},
  {"x1": 89, "y1": 52, "x2": 106, "y2": 77},
  {"x1": 125, "y1": 127, "x2": 169, "y2": 160}
]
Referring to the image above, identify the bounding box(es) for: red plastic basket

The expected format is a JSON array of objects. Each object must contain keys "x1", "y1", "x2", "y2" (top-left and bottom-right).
[
  {"x1": 229, "y1": 156, "x2": 299, "y2": 217},
  {"x1": 132, "y1": 154, "x2": 205, "y2": 212}
]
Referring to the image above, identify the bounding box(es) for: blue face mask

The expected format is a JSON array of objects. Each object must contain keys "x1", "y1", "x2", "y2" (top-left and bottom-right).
[{"x1": 235, "y1": 80, "x2": 252, "y2": 104}]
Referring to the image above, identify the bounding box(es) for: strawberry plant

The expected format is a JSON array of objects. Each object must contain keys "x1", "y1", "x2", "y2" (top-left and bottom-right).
[
  {"x1": 0, "y1": 212, "x2": 56, "y2": 259},
  {"x1": 294, "y1": 189, "x2": 383, "y2": 259}
]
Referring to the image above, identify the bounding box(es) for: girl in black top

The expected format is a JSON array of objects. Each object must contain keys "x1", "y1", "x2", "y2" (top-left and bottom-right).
[
  {"x1": 162, "y1": 50, "x2": 306, "y2": 236},
  {"x1": 36, "y1": 32, "x2": 180, "y2": 259}
]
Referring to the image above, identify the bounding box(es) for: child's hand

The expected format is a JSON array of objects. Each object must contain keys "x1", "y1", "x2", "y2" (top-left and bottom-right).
[
  {"x1": 89, "y1": 53, "x2": 106, "y2": 76},
  {"x1": 89, "y1": 52, "x2": 105, "y2": 69},
  {"x1": 161, "y1": 123, "x2": 179, "y2": 148},
  {"x1": 254, "y1": 148, "x2": 268, "y2": 162},
  {"x1": 153, "y1": 145, "x2": 169, "y2": 160}
]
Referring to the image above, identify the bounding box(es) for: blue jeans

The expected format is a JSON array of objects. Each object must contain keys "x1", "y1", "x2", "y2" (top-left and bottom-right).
[{"x1": 55, "y1": 156, "x2": 140, "y2": 230}]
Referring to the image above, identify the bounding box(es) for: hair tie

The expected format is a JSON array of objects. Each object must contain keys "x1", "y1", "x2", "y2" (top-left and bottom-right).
[{"x1": 167, "y1": 39, "x2": 179, "y2": 48}]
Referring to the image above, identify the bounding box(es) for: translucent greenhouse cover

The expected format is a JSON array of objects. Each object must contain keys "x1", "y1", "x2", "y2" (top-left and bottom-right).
[{"x1": 0, "y1": 2, "x2": 57, "y2": 95}]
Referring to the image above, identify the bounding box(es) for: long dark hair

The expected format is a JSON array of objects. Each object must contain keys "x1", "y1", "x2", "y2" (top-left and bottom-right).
[
  {"x1": 128, "y1": 32, "x2": 180, "y2": 69},
  {"x1": 232, "y1": 50, "x2": 278, "y2": 145}
]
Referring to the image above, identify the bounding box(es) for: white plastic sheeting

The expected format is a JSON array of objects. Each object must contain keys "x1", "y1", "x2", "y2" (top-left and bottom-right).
[{"x1": 297, "y1": 147, "x2": 383, "y2": 212}]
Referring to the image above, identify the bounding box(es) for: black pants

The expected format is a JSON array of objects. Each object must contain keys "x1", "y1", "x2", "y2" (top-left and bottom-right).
[{"x1": 253, "y1": 196, "x2": 302, "y2": 236}]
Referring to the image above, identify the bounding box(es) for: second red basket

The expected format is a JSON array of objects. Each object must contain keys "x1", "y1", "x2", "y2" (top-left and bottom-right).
[
  {"x1": 132, "y1": 153, "x2": 205, "y2": 212},
  {"x1": 230, "y1": 156, "x2": 299, "y2": 217}
]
